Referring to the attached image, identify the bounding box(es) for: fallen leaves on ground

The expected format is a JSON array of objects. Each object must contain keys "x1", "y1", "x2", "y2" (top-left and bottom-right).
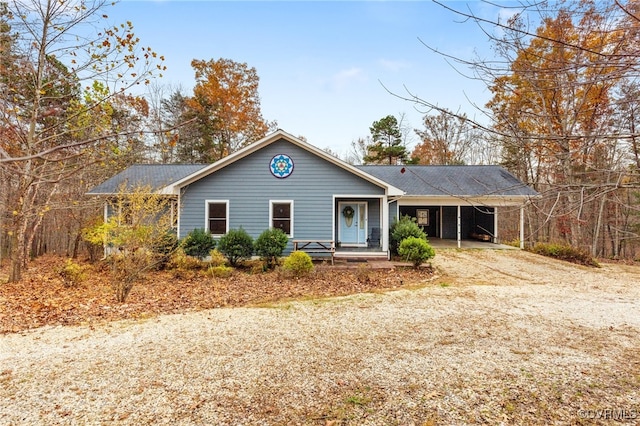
[{"x1": 0, "y1": 255, "x2": 434, "y2": 334}]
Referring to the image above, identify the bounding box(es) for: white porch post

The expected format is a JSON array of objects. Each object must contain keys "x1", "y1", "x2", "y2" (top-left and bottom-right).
[
  {"x1": 103, "y1": 202, "x2": 109, "y2": 258},
  {"x1": 520, "y1": 204, "x2": 525, "y2": 249},
  {"x1": 382, "y1": 197, "x2": 389, "y2": 254},
  {"x1": 494, "y1": 206, "x2": 499, "y2": 243},
  {"x1": 457, "y1": 205, "x2": 461, "y2": 248},
  {"x1": 176, "y1": 193, "x2": 181, "y2": 239}
]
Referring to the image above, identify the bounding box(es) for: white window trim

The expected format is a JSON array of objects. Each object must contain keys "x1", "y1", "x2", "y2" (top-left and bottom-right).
[
  {"x1": 269, "y1": 200, "x2": 294, "y2": 238},
  {"x1": 205, "y1": 200, "x2": 229, "y2": 236}
]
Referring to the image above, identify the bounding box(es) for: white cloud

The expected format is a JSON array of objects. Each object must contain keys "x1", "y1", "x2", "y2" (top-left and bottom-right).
[
  {"x1": 378, "y1": 58, "x2": 410, "y2": 72},
  {"x1": 330, "y1": 67, "x2": 366, "y2": 91},
  {"x1": 497, "y1": 7, "x2": 520, "y2": 26}
]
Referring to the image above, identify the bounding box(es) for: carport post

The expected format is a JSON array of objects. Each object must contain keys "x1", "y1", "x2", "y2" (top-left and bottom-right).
[
  {"x1": 520, "y1": 205, "x2": 525, "y2": 249},
  {"x1": 494, "y1": 206, "x2": 498, "y2": 243},
  {"x1": 457, "y1": 205, "x2": 461, "y2": 248}
]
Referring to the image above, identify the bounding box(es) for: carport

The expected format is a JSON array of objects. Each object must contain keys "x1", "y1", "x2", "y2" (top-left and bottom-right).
[
  {"x1": 399, "y1": 204, "x2": 497, "y2": 242},
  {"x1": 358, "y1": 164, "x2": 539, "y2": 250},
  {"x1": 396, "y1": 200, "x2": 527, "y2": 248}
]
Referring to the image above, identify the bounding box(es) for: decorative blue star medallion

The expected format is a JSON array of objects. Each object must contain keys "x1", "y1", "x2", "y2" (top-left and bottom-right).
[{"x1": 270, "y1": 154, "x2": 294, "y2": 178}]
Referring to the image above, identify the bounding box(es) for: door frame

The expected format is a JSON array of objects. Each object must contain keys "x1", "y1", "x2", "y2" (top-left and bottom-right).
[{"x1": 337, "y1": 201, "x2": 368, "y2": 247}]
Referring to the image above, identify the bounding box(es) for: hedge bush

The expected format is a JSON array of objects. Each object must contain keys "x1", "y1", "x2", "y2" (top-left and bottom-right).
[
  {"x1": 529, "y1": 242, "x2": 600, "y2": 267},
  {"x1": 181, "y1": 228, "x2": 216, "y2": 260},
  {"x1": 208, "y1": 249, "x2": 227, "y2": 267},
  {"x1": 282, "y1": 251, "x2": 314, "y2": 277},
  {"x1": 207, "y1": 264, "x2": 234, "y2": 278},
  {"x1": 390, "y1": 215, "x2": 427, "y2": 255},
  {"x1": 398, "y1": 236, "x2": 435, "y2": 267},
  {"x1": 254, "y1": 228, "x2": 289, "y2": 269},
  {"x1": 217, "y1": 228, "x2": 254, "y2": 267},
  {"x1": 153, "y1": 229, "x2": 179, "y2": 256},
  {"x1": 167, "y1": 248, "x2": 203, "y2": 271}
]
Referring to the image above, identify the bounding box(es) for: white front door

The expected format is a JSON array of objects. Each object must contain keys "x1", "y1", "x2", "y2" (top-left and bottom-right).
[{"x1": 338, "y1": 202, "x2": 367, "y2": 247}]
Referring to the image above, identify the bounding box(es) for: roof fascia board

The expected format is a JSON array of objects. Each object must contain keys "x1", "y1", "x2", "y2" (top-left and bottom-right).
[
  {"x1": 158, "y1": 186, "x2": 177, "y2": 195},
  {"x1": 398, "y1": 195, "x2": 536, "y2": 206},
  {"x1": 87, "y1": 189, "x2": 176, "y2": 196}
]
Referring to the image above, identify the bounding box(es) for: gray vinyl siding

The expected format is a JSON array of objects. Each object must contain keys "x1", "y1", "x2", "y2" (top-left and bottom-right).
[
  {"x1": 366, "y1": 199, "x2": 381, "y2": 235},
  {"x1": 179, "y1": 139, "x2": 385, "y2": 247},
  {"x1": 389, "y1": 200, "x2": 399, "y2": 224}
]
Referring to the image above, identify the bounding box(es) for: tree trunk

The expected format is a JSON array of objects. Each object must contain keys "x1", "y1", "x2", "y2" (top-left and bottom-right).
[
  {"x1": 8, "y1": 227, "x2": 24, "y2": 283},
  {"x1": 592, "y1": 193, "x2": 606, "y2": 258},
  {"x1": 72, "y1": 232, "x2": 82, "y2": 259}
]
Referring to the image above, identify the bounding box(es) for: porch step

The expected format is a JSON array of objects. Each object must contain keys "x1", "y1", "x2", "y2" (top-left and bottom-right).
[{"x1": 334, "y1": 251, "x2": 388, "y2": 260}]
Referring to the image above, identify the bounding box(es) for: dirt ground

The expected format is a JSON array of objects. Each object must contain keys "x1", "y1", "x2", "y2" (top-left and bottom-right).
[{"x1": 0, "y1": 249, "x2": 639, "y2": 425}]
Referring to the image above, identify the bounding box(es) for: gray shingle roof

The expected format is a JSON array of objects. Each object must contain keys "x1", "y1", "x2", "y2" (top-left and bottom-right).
[
  {"x1": 356, "y1": 165, "x2": 538, "y2": 197},
  {"x1": 88, "y1": 163, "x2": 537, "y2": 198},
  {"x1": 87, "y1": 164, "x2": 208, "y2": 194}
]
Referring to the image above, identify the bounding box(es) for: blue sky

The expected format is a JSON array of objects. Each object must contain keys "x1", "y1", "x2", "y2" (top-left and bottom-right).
[{"x1": 109, "y1": 1, "x2": 503, "y2": 155}]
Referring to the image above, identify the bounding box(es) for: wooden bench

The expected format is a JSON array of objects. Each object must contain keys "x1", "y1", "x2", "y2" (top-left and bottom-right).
[{"x1": 292, "y1": 240, "x2": 335, "y2": 265}]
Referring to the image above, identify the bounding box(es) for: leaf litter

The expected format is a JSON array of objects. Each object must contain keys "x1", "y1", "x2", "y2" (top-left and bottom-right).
[{"x1": 0, "y1": 251, "x2": 638, "y2": 425}]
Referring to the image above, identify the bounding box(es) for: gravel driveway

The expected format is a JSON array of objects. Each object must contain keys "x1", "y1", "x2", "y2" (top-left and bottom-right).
[{"x1": 1, "y1": 250, "x2": 639, "y2": 425}]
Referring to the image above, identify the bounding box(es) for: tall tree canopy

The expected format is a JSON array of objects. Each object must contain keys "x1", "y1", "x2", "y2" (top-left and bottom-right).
[
  {"x1": 412, "y1": 110, "x2": 490, "y2": 165},
  {"x1": 0, "y1": 0, "x2": 164, "y2": 282},
  {"x1": 363, "y1": 115, "x2": 410, "y2": 165},
  {"x1": 405, "y1": 0, "x2": 640, "y2": 257},
  {"x1": 485, "y1": 1, "x2": 638, "y2": 251},
  {"x1": 182, "y1": 58, "x2": 273, "y2": 163}
]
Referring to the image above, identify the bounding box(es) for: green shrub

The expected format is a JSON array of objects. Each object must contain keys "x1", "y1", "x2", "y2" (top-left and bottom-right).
[
  {"x1": 153, "y1": 229, "x2": 179, "y2": 256},
  {"x1": 207, "y1": 264, "x2": 234, "y2": 278},
  {"x1": 529, "y1": 242, "x2": 600, "y2": 267},
  {"x1": 282, "y1": 251, "x2": 314, "y2": 277},
  {"x1": 58, "y1": 258, "x2": 85, "y2": 288},
  {"x1": 181, "y1": 228, "x2": 217, "y2": 260},
  {"x1": 254, "y1": 228, "x2": 289, "y2": 269},
  {"x1": 398, "y1": 236, "x2": 435, "y2": 267},
  {"x1": 390, "y1": 215, "x2": 427, "y2": 255},
  {"x1": 151, "y1": 229, "x2": 179, "y2": 269},
  {"x1": 208, "y1": 249, "x2": 227, "y2": 267},
  {"x1": 217, "y1": 228, "x2": 254, "y2": 267},
  {"x1": 168, "y1": 248, "x2": 203, "y2": 271}
]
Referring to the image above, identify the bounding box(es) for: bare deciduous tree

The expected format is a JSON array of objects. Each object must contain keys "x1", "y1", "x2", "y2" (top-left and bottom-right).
[
  {"x1": 0, "y1": 0, "x2": 164, "y2": 282},
  {"x1": 391, "y1": 0, "x2": 640, "y2": 258},
  {"x1": 413, "y1": 109, "x2": 488, "y2": 165}
]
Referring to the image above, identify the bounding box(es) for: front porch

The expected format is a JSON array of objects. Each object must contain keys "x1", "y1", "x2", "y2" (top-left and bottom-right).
[
  {"x1": 333, "y1": 238, "x2": 518, "y2": 258},
  {"x1": 296, "y1": 237, "x2": 518, "y2": 266},
  {"x1": 334, "y1": 245, "x2": 388, "y2": 260}
]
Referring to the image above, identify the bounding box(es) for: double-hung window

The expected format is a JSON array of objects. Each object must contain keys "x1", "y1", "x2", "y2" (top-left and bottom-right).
[
  {"x1": 270, "y1": 200, "x2": 293, "y2": 237},
  {"x1": 206, "y1": 200, "x2": 228, "y2": 236}
]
